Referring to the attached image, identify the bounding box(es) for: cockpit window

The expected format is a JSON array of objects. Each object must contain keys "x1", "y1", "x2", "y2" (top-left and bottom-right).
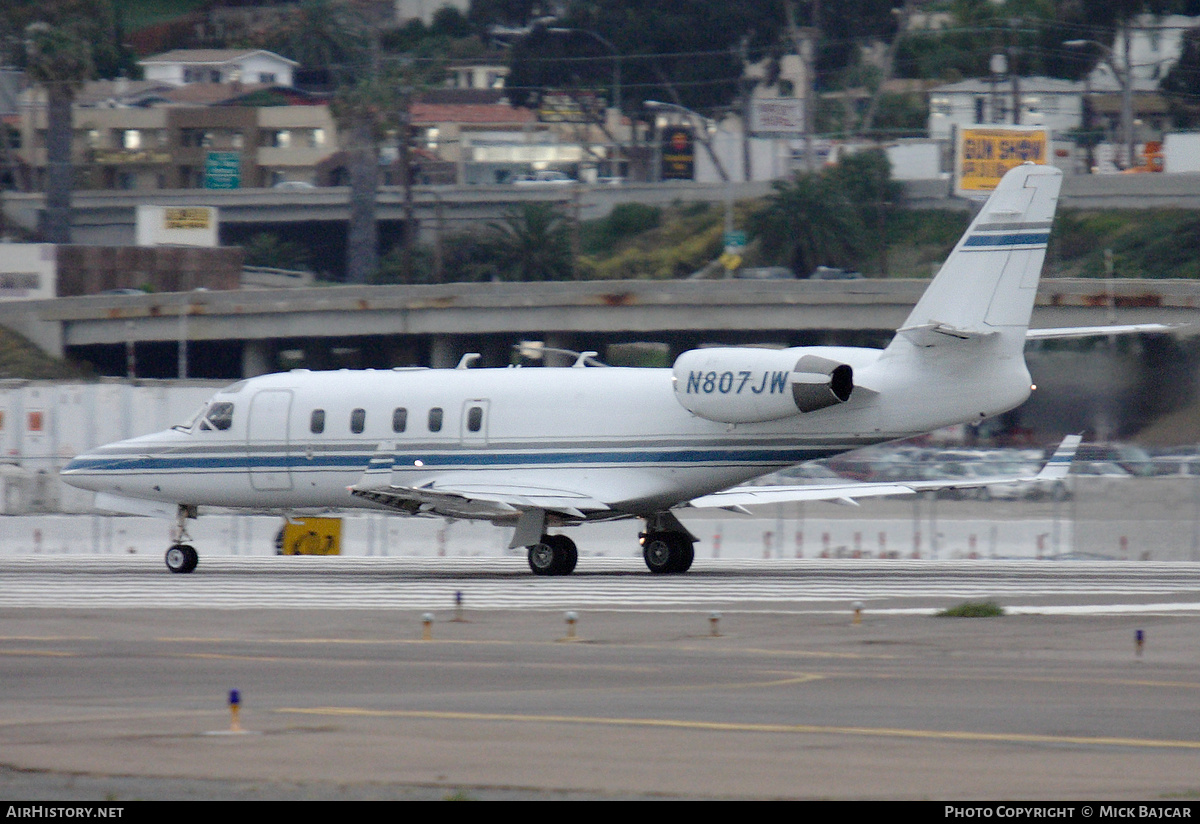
[{"x1": 199, "y1": 402, "x2": 234, "y2": 431}]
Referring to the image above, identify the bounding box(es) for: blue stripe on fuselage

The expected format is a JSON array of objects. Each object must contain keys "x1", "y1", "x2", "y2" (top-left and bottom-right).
[{"x1": 64, "y1": 445, "x2": 844, "y2": 474}]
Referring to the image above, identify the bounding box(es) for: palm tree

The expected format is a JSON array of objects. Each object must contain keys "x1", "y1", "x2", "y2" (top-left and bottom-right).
[
  {"x1": 749, "y1": 171, "x2": 865, "y2": 278},
  {"x1": 487, "y1": 203, "x2": 574, "y2": 282},
  {"x1": 6, "y1": 0, "x2": 126, "y2": 244},
  {"x1": 331, "y1": 52, "x2": 444, "y2": 284},
  {"x1": 24, "y1": 21, "x2": 92, "y2": 244}
]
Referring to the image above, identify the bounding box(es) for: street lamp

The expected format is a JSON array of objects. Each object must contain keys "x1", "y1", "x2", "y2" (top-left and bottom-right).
[
  {"x1": 1065, "y1": 35, "x2": 1135, "y2": 170},
  {"x1": 546, "y1": 27, "x2": 623, "y2": 179},
  {"x1": 645, "y1": 100, "x2": 736, "y2": 267}
]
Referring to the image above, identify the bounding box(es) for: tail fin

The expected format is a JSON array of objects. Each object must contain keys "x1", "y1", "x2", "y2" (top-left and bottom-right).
[{"x1": 894, "y1": 163, "x2": 1062, "y2": 349}]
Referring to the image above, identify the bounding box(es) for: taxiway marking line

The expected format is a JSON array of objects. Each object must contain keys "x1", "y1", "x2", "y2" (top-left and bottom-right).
[{"x1": 279, "y1": 706, "x2": 1200, "y2": 750}]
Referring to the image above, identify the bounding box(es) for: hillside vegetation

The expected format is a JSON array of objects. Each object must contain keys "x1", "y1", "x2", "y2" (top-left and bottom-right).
[
  {"x1": 576, "y1": 200, "x2": 1200, "y2": 282},
  {"x1": 0, "y1": 327, "x2": 90, "y2": 380}
]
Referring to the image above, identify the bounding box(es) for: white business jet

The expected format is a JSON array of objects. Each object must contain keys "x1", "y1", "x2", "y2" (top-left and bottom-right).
[{"x1": 60, "y1": 163, "x2": 1155, "y2": 575}]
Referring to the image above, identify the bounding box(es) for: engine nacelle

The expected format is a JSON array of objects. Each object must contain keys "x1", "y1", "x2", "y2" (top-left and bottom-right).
[{"x1": 672, "y1": 347, "x2": 854, "y2": 424}]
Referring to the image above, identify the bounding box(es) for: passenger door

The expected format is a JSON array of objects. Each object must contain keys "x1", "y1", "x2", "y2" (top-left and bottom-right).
[{"x1": 247, "y1": 390, "x2": 293, "y2": 491}]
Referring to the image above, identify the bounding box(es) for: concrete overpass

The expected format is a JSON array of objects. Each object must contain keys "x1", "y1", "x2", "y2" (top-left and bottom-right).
[
  {"x1": 0, "y1": 181, "x2": 774, "y2": 249},
  {"x1": 6, "y1": 173, "x2": 1200, "y2": 250},
  {"x1": 2, "y1": 278, "x2": 1196, "y2": 380}
]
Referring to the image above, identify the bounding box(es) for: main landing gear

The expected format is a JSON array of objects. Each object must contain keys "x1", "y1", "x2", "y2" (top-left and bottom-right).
[
  {"x1": 527, "y1": 533, "x2": 578, "y2": 576},
  {"x1": 166, "y1": 504, "x2": 200, "y2": 574},
  {"x1": 523, "y1": 512, "x2": 698, "y2": 576},
  {"x1": 640, "y1": 531, "x2": 694, "y2": 574}
]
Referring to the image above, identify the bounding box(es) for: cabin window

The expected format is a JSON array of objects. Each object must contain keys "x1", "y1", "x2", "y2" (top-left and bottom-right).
[
  {"x1": 466, "y1": 405, "x2": 483, "y2": 432},
  {"x1": 392, "y1": 407, "x2": 407, "y2": 433},
  {"x1": 350, "y1": 408, "x2": 366, "y2": 434},
  {"x1": 310, "y1": 409, "x2": 325, "y2": 434},
  {"x1": 200, "y1": 402, "x2": 234, "y2": 431},
  {"x1": 428, "y1": 407, "x2": 443, "y2": 432}
]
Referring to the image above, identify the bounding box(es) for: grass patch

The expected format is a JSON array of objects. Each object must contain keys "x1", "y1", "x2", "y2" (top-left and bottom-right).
[{"x1": 936, "y1": 600, "x2": 1005, "y2": 618}]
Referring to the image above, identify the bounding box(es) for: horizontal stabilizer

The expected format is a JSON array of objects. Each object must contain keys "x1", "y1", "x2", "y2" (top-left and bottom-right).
[{"x1": 898, "y1": 322, "x2": 998, "y2": 347}]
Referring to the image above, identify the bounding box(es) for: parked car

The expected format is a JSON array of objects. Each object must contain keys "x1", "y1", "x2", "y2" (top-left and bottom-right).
[
  {"x1": 273, "y1": 180, "x2": 316, "y2": 191},
  {"x1": 809, "y1": 266, "x2": 864, "y2": 280},
  {"x1": 736, "y1": 267, "x2": 796, "y2": 280},
  {"x1": 513, "y1": 171, "x2": 577, "y2": 186}
]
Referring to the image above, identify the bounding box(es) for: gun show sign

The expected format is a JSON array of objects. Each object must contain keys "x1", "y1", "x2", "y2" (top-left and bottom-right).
[
  {"x1": 955, "y1": 127, "x2": 1047, "y2": 195},
  {"x1": 661, "y1": 126, "x2": 695, "y2": 180}
]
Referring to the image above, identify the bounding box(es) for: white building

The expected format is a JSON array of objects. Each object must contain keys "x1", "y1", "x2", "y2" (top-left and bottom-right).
[
  {"x1": 1085, "y1": 14, "x2": 1200, "y2": 92},
  {"x1": 138, "y1": 50, "x2": 299, "y2": 88},
  {"x1": 928, "y1": 77, "x2": 1086, "y2": 141}
]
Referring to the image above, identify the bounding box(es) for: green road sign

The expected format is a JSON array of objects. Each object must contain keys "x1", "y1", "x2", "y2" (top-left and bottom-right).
[{"x1": 205, "y1": 152, "x2": 241, "y2": 189}]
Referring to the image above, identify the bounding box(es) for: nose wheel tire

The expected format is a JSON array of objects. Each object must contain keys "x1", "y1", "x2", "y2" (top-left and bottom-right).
[
  {"x1": 165, "y1": 544, "x2": 198, "y2": 574},
  {"x1": 643, "y1": 532, "x2": 694, "y2": 574},
  {"x1": 527, "y1": 533, "x2": 578, "y2": 576}
]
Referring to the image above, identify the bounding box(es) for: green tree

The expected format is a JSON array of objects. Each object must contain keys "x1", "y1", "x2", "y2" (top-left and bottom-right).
[
  {"x1": 1161, "y1": 28, "x2": 1200, "y2": 127},
  {"x1": 503, "y1": 2, "x2": 787, "y2": 117},
  {"x1": 486, "y1": 203, "x2": 574, "y2": 281},
  {"x1": 3, "y1": 0, "x2": 128, "y2": 243},
  {"x1": 748, "y1": 168, "x2": 867, "y2": 277},
  {"x1": 332, "y1": 58, "x2": 444, "y2": 284},
  {"x1": 243, "y1": 233, "x2": 311, "y2": 271},
  {"x1": 262, "y1": 0, "x2": 367, "y2": 87}
]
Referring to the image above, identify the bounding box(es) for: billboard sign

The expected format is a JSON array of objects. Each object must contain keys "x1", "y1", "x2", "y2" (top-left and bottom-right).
[
  {"x1": 661, "y1": 126, "x2": 695, "y2": 180},
  {"x1": 537, "y1": 90, "x2": 605, "y2": 123},
  {"x1": 750, "y1": 98, "x2": 805, "y2": 137},
  {"x1": 955, "y1": 126, "x2": 1047, "y2": 195}
]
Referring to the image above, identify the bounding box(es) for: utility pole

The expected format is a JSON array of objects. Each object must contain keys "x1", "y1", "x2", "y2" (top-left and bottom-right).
[
  {"x1": 860, "y1": 0, "x2": 915, "y2": 137},
  {"x1": 784, "y1": 0, "x2": 819, "y2": 172},
  {"x1": 739, "y1": 34, "x2": 753, "y2": 182}
]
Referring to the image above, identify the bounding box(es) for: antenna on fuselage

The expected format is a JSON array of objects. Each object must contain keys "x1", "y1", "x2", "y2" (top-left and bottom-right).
[
  {"x1": 455, "y1": 353, "x2": 481, "y2": 369},
  {"x1": 510, "y1": 343, "x2": 610, "y2": 367}
]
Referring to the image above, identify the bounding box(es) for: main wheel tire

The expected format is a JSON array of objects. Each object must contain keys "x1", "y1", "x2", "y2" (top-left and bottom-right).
[
  {"x1": 643, "y1": 533, "x2": 676, "y2": 574},
  {"x1": 528, "y1": 534, "x2": 578, "y2": 576},
  {"x1": 674, "y1": 540, "x2": 695, "y2": 573},
  {"x1": 643, "y1": 532, "x2": 695, "y2": 574},
  {"x1": 548, "y1": 534, "x2": 578, "y2": 575},
  {"x1": 528, "y1": 540, "x2": 558, "y2": 575},
  {"x1": 166, "y1": 544, "x2": 198, "y2": 574}
]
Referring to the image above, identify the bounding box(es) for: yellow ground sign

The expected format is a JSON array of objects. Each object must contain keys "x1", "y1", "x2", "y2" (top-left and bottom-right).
[
  {"x1": 164, "y1": 207, "x2": 212, "y2": 230},
  {"x1": 956, "y1": 127, "x2": 1048, "y2": 193},
  {"x1": 280, "y1": 517, "x2": 342, "y2": 556}
]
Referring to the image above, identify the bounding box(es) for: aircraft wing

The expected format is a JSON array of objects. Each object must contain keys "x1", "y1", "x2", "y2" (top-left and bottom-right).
[
  {"x1": 1026, "y1": 323, "x2": 1181, "y2": 340},
  {"x1": 686, "y1": 435, "x2": 1081, "y2": 512},
  {"x1": 349, "y1": 479, "x2": 611, "y2": 520}
]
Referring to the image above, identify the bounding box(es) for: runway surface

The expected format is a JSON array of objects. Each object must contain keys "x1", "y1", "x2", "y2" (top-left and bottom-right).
[
  {"x1": 3, "y1": 557, "x2": 1200, "y2": 800},
  {"x1": 3, "y1": 554, "x2": 1200, "y2": 613}
]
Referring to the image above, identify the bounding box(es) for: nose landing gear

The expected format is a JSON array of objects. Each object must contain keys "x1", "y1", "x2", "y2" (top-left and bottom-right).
[
  {"x1": 165, "y1": 504, "x2": 200, "y2": 574},
  {"x1": 165, "y1": 544, "x2": 199, "y2": 573}
]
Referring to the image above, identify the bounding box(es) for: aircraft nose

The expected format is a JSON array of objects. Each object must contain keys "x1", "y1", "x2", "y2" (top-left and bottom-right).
[{"x1": 60, "y1": 452, "x2": 106, "y2": 490}]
